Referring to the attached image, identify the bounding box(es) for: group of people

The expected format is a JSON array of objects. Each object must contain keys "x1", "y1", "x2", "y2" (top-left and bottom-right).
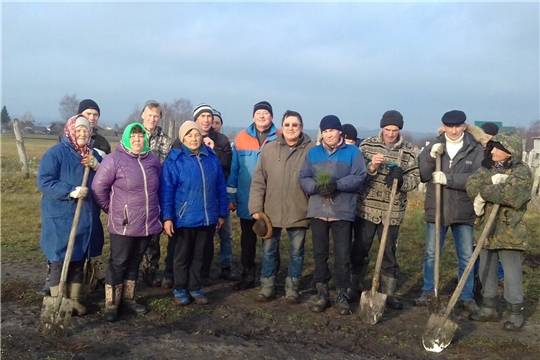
[{"x1": 37, "y1": 98, "x2": 533, "y2": 331}]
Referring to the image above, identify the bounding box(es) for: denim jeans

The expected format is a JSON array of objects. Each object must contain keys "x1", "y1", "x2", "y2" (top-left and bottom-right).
[
  {"x1": 218, "y1": 213, "x2": 233, "y2": 269},
  {"x1": 260, "y1": 227, "x2": 306, "y2": 279},
  {"x1": 422, "y1": 222, "x2": 475, "y2": 301}
]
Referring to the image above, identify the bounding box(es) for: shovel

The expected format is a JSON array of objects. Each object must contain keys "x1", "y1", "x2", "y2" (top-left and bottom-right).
[
  {"x1": 422, "y1": 204, "x2": 500, "y2": 353},
  {"x1": 358, "y1": 150, "x2": 403, "y2": 325},
  {"x1": 40, "y1": 166, "x2": 90, "y2": 336}
]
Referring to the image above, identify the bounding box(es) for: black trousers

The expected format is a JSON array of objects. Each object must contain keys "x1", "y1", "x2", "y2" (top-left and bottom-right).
[
  {"x1": 310, "y1": 218, "x2": 353, "y2": 289},
  {"x1": 105, "y1": 234, "x2": 152, "y2": 286},
  {"x1": 173, "y1": 226, "x2": 213, "y2": 291},
  {"x1": 351, "y1": 217, "x2": 400, "y2": 277},
  {"x1": 239, "y1": 219, "x2": 258, "y2": 280},
  {"x1": 49, "y1": 260, "x2": 85, "y2": 287},
  {"x1": 201, "y1": 226, "x2": 217, "y2": 279}
]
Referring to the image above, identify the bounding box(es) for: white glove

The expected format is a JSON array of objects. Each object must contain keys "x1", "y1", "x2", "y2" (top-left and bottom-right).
[
  {"x1": 491, "y1": 174, "x2": 509, "y2": 184},
  {"x1": 432, "y1": 171, "x2": 447, "y2": 185},
  {"x1": 430, "y1": 143, "x2": 444, "y2": 158},
  {"x1": 473, "y1": 194, "x2": 486, "y2": 216},
  {"x1": 69, "y1": 186, "x2": 89, "y2": 199}
]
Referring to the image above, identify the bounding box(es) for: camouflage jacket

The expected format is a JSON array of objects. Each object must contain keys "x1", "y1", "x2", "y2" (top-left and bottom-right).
[
  {"x1": 466, "y1": 133, "x2": 533, "y2": 251},
  {"x1": 146, "y1": 126, "x2": 172, "y2": 164}
]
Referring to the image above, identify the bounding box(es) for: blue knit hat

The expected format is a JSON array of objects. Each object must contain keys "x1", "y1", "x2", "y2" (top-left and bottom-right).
[{"x1": 319, "y1": 115, "x2": 342, "y2": 131}]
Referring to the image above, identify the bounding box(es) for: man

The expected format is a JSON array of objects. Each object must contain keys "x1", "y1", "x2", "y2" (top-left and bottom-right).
[
  {"x1": 212, "y1": 109, "x2": 223, "y2": 133},
  {"x1": 342, "y1": 123, "x2": 363, "y2": 147},
  {"x1": 139, "y1": 100, "x2": 173, "y2": 287},
  {"x1": 227, "y1": 101, "x2": 280, "y2": 291},
  {"x1": 480, "y1": 122, "x2": 499, "y2": 145},
  {"x1": 415, "y1": 110, "x2": 486, "y2": 312},
  {"x1": 249, "y1": 110, "x2": 315, "y2": 303},
  {"x1": 299, "y1": 115, "x2": 367, "y2": 315},
  {"x1": 350, "y1": 110, "x2": 420, "y2": 309}
]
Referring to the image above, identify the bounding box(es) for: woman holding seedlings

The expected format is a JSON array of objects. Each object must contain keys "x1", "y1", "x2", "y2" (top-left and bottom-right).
[
  {"x1": 159, "y1": 121, "x2": 228, "y2": 306},
  {"x1": 37, "y1": 115, "x2": 104, "y2": 316},
  {"x1": 92, "y1": 123, "x2": 162, "y2": 322}
]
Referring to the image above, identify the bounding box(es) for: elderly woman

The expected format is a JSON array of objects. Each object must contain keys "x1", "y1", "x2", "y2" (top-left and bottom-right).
[
  {"x1": 92, "y1": 123, "x2": 161, "y2": 322},
  {"x1": 159, "y1": 121, "x2": 228, "y2": 306},
  {"x1": 37, "y1": 115, "x2": 104, "y2": 316}
]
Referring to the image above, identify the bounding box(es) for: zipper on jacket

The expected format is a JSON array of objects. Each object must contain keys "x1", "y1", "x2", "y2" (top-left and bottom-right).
[
  {"x1": 122, "y1": 204, "x2": 129, "y2": 235},
  {"x1": 178, "y1": 202, "x2": 187, "y2": 219},
  {"x1": 137, "y1": 155, "x2": 150, "y2": 236},
  {"x1": 196, "y1": 155, "x2": 210, "y2": 225}
]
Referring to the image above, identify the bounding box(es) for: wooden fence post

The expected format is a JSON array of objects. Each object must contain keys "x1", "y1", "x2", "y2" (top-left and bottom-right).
[
  {"x1": 12, "y1": 118, "x2": 30, "y2": 178},
  {"x1": 168, "y1": 119, "x2": 175, "y2": 140}
]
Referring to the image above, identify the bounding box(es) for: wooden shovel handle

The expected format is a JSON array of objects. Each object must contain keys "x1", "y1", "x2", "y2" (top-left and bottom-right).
[{"x1": 434, "y1": 154, "x2": 441, "y2": 297}]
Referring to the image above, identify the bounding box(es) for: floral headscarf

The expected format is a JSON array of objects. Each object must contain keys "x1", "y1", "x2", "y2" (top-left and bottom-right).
[{"x1": 64, "y1": 114, "x2": 93, "y2": 157}]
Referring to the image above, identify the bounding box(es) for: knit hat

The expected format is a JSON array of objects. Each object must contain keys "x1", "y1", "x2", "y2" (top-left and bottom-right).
[
  {"x1": 380, "y1": 110, "x2": 404, "y2": 129},
  {"x1": 342, "y1": 124, "x2": 358, "y2": 140},
  {"x1": 74, "y1": 116, "x2": 90, "y2": 130},
  {"x1": 319, "y1": 115, "x2": 342, "y2": 132},
  {"x1": 142, "y1": 100, "x2": 162, "y2": 116},
  {"x1": 252, "y1": 213, "x2": 273, "y2": 239},
  {"x1": 481, "y1": 122, "x2": 499, "y2": 136},
  {"x1": 442, "y1": 110, "x2": 466, "y2": 126},
  {"x1": 179, "y1": 121, "x2": 203, "y2": 141},
  {"x1": 212, "y1": 109, "x2": 223, "y2": 124},
  {"x1": 193, "y1": 104, "x2": 213, "y2": 121},
  {"x1": 77, "y1": 99, "x2": 100, "y2": 116},
  {"x1": 253, "y1": 101, "x2": 273, "y2": 117}
]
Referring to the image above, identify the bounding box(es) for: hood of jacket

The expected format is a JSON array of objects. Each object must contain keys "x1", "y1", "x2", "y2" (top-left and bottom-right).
[
  {"x1": 122, "y1": 123, "x2": 150, "y2": 153},
  {"x1": 489, "y1": 133, "x2": 523, "y2": 163},
  {"x1": 437, "y1": 123, "x2": 487, "y2": 145}
]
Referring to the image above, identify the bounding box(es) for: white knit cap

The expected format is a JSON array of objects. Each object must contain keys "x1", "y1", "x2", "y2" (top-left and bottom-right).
[{"x1": 179, "y1": 121, "x2": 203, "y2": 141}]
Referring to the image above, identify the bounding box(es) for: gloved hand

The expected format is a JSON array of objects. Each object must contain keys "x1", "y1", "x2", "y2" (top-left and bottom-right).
[
  {"x1": 69, "y1": 186, "x2": 89, "y2": 200},
  {"x1": 473, "y1": 194, "x2": 486, "y2": 216},
  {"x1": 82, "y1": 153, "x2": 99, "y2": 171},
  {"x1": 430, "y1": 143, "x2": 444, "y2": 159},
  {"x1": 432, "y1": 171, "x2": 447, "y2": 185},
  {"x1": 491, "y1": 174, "x2": 509, "y2": 184},
  {"x1": 385, "y1": 166, "x2": 404, "y2": 188},
  {"x1": 315, "y1": 182, "x2": 336, "y2": 198},
  {"x1": 325, "y1": 181, "x2": 338, "y2": 195}
]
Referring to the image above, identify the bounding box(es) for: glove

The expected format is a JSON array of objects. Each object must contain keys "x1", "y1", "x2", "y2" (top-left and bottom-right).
[
  {"x1": 473, "y1": 194, "x2": 486, "y2": 216},
  {"x1": 325, "y1": 181, "x2": 338, "y2": 195},
  {"x1": 491, "y1": 174, "x2": 509, "y2": 184},
  {"x1": 315, "y1": 182, "x2": 335, "y2": 198},
  {"x1": 385, "y1": 166, "x2": 404, "y2": 188},
  {"x1": 432, "y1": 171, "x2": 447, "y2": 185},
  {"x1": 69, "y1": 186, "x2": 89, "y2": 200},
  {"x1": 430, "y1": 143, "x2": 444, "y2": 158},
  {"x1": 82, "y1": 153, "x2": 99, "y2": 171}
]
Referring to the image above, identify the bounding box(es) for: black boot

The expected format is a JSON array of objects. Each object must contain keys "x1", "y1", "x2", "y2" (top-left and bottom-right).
[
  {"x1": 336, "y1": 289, "x2": 351, "y2": 315},
  {"x1": 470, "y1": 296, "x2": 499, "y2": 322},
  {"x1": 503, "y1": 303, "x2": 524, "y2": 331},
  {"x1": 348, "y1": 265, "x2": 368, "y2": 302},
  {"x1": 381, "y1": 274, "x2": 403, "y2": 310},
  {"x1": 220, "y1": 267, "x2": 240, "y2": 282},
  {"x1": 39, "y1": 263, "x2": 51, "y2": 296},
  {"x1": 233, "y1": 276, "x2": 255, "y2": 291},
  {"x1": 310, "y1": 283, "x2": 330, "y2": 313}
]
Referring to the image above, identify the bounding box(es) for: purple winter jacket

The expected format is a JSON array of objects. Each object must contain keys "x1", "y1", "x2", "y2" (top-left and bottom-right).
[{"x1": 92, "y1": 143, "x2": 162, "y2": 237}]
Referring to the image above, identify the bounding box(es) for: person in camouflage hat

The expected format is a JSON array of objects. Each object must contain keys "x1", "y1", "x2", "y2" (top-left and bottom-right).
[{"x1": 466, "y1": 133, "x2": 533, "y2": 331}]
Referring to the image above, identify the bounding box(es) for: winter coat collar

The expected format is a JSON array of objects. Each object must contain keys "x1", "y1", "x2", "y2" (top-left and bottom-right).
[
  {"x1": 436, "y1": 123, "x2": 487, "y2": 144},
  {"x1": 246, "y1": 122, "x2": 279, "y2": 139}
]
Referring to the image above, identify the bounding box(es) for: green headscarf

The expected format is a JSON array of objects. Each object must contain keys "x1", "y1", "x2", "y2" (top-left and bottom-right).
[{"x1": 122, "y1": 123, "x2": 150, "y2": 153}]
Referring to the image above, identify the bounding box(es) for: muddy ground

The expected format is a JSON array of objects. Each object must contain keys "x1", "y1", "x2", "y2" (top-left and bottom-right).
[{"x1": 1, "y1": 259, "x2": 539, "y2": 360}]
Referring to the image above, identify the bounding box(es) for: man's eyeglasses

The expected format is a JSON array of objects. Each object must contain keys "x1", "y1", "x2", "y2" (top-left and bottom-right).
[{"x1": 283, "y1": 123, "x2": 300, "y2": 128}]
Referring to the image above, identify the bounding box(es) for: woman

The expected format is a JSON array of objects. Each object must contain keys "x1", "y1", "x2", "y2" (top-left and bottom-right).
[
  {"x1": 92, "y1": 123, "x2": 161, "y2": 322},
  {"x1": 159, "y1": 121, "x2": 228, "y2": 306},
  {"x1": 37, "y1": 115, "x2": 104, "y2": 316}
]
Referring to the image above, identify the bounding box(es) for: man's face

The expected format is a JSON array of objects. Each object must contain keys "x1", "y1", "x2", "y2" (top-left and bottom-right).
[
  {"x1": 141, "y1": 106, "x2": 161, "y2": 132},
  {"x1": 344, "y1": 138, "x2": 356, "y2": 145},
  {"x1": 81, "y1": 109, "x2": 100, "y2": 127},
  {"x1": 322, "y1": 129, "x2": 341, "y2": 147},
  {"x1": 382, "y1": 125, "x2": 400, "y2": 146},
  {"x1": 253, "y1": 110, "x2": 273, "y2": 131},
  {"x1": 442, "y1": 123, "x2": 466, "y2": 141},
  {"x1": 281, "y1": 116, "x2": 303, "y2": 144},
  {"x1": 491, "y1": 146, "x2": 511, "y2": 162},
  {"x1": 212, "y1": 116, "x2": 223, "y2": 133},
  {"x1": 195, "y1": 112, "x2": 213, "y2": 134}
]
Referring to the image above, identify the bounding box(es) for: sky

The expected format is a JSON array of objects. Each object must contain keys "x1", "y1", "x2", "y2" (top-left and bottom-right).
[{"x1": 1, "y1": 1, "x2": 539, "y2": 133}]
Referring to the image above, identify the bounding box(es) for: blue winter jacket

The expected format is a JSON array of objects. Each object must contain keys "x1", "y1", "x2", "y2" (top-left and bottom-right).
[
  {"x1": 37, "y1": 136, "x2": 105, "y2": 262},
  {"x1": 299, "y1": 140, "x2": 367, "y2": 222},
  {"x1": 159, "y1": 143, "x2": 228, "y2": 228}
]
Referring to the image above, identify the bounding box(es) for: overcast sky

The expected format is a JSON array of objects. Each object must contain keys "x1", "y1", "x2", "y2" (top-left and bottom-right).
[{"x1": 2, "y1": 1, "x2": 539, "y2": 133}]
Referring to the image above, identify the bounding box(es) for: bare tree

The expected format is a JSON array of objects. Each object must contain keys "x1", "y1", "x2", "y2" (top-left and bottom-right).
[{"x1": 59, "y1": 94, "x2": 79, "y2": 122}]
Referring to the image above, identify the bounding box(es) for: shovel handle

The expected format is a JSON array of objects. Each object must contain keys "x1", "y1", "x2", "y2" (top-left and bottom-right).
[
  {"x1": 370, "y1": 149, "x2": 404, "y2": 294},
  {"x1": 434, "y1": 154, "x2": 441, "y2": 297}
]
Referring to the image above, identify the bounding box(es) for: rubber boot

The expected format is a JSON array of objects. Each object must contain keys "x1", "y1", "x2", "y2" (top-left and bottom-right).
[
  {"x1": 503, "y1": 303, "x2": 524, "y2": 331},
  {"x1": 310, "y1": 283, "x2": 330, "y2": 313},
  {"x1": 336, "y1": 289, "x2": 351, "y2": 315},
  {"x1": 67, "y1": 283, "x2": 87, "y2": 316},
  {"x1": 121, "y1": 280, "x2": 148, "y2": 315},
  {"x1": 104, "y1": 284, "x2": 122, "y2": 322},
  {"x1": 381, "y1": 274, "x2": 403, "y2": 310},
  {"x1": 39, "y1": 263, "x2": 51, "y2": 296},
  {"x1": 470, "y1": 296, "x2": 499, "y2": 322},
  {"x1": 257, "y1": 276, "x2": 276, "y2": 302},
  {"x1": 285, "y1": 277, "x2": 300, "y2": 304},
  {"x1": 348, "y1": 267, "x2": 367, "y2": 302}
]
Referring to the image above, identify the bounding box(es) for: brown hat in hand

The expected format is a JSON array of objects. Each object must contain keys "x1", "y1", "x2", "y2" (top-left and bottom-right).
[{"x1": 252, "y1": 213, "x2": 273, "y2": 239}]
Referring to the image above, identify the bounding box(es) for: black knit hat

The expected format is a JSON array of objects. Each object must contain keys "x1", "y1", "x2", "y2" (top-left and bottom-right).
[
  {"x1": 491, "y1": 141, "x2": 511, "y2": 155},
  {"x1": 380, "y1": 110, "x2": 403, "y2": 130},
  {"x1": 342, "y1": 124, "x2": 358, "y2": 140},
  {"x1": 253, "y1": 101, "x2": 273, "y2": 117},
  {"x1": 77, "y1": 99, "x2": 100, "y2": 116},
  {"x1": 481, "y1": 122, "x2": 499, "y2": 136},
  {"x1": 442, "y1": 110, "x2": 466, "y2": 125},
  {"x1": 319, "y1": 115, "x2": 342, "y2": 132}
]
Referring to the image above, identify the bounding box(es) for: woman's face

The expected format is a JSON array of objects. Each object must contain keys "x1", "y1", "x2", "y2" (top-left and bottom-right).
[
  {"x1": 183, "y1": 129, "x2": 202, "y2": 152},
  {"x1": 130, "y1": 132, "x2": 145, "y2": 154},
  {"x1": 75, "y1": 126, "x2": 90, "y2": 146}
]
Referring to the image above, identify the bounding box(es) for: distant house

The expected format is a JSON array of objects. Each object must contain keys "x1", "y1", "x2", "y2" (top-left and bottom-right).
[{"x1": 33, "y1": 126, "x2": 50, "y2": 134}]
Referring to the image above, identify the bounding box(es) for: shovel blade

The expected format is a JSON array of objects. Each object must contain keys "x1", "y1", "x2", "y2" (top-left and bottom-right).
[
  {"x1": 39, "y1": 295, "x2": 74, "y2": 336},
  {"x1": 426, "y1": 294, "x2": 450, "y2": 315},
  {"x1": 358, "y1": 290, "x2": 387, "y2": 325},
  {"x1": 422, "y1": 313, "x2": 459, "y2": 353}
]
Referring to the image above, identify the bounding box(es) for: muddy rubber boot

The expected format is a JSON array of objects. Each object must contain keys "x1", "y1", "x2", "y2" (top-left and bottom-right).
[
  {"x1": 348, "y1": 268, "x2": 367, "y2": 302},
  {"x1": 503, "y1": 303, "x2": 524, "y2": 331},
  {"x1": 470, "y1": 296, "x2": 499, "y2": 322},
  {"x1": 381, "y1": 274, "x2": 403, "y2": 310},
  {"x1": 121, "y1": 280, "x2": 148, "y2": 315},
  {"x1": 310, "y1": 283, "x2": 330, "y2": 313},
  {"x1": 285, "y1": 277, "x2": 300, "y2": 304},
  {"x1": 39, "y1": 264, "x2": 51, "y2": 296},
  {"x1": 257, "y1": 276, "x2": 276, "y2": 302},
  {"x1": 104, "y1": 284, "x2": 122, "y2": 322},
  {"x1": 67, "y1": 283, "x2": 87, "y2": 316},
  {"x1": 233, "y1": 276, "x2": 256, "y2": 291},
  {"x1": 336, "y1": 289, "x2": 351, "y2": 315}
]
